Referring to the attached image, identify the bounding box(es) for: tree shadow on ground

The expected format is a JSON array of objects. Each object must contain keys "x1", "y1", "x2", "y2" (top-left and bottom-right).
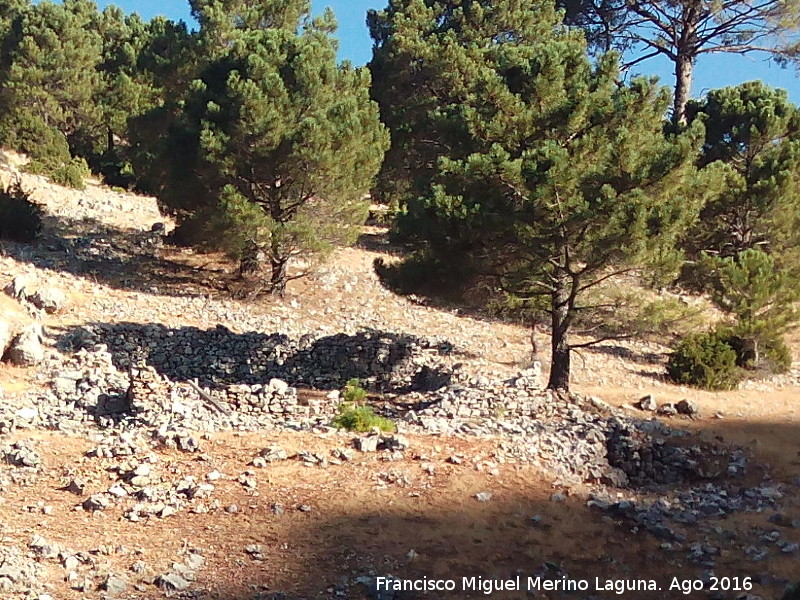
[
  {"x1": 2, "y1": 213, "x2": 236, "y2": 298},
  {"x1": 355, "y1": 230, "x2": 404, "y2": 255},
  {"x1": 190, "y1": 423, "x2": 800, "y2": 599},
  {"x1": 56, "y1": 322, "x2": 457, "y2": 392},
  {"x1": 584, "y1": 344, "x2": 667, "y2": 366},
  {"x1": 179, "y1": 451, "x2": 799, "y2": 600}
]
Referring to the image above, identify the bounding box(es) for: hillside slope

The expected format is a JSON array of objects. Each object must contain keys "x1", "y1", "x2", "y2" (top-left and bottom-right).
[{"x1": 0, "y1": 152, "x2": 798, "y2": 600}]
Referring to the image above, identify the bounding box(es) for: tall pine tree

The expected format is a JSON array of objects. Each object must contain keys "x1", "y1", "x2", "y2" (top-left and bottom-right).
[
  {"x1": 685, "y1": 82, "x2": 800, "y2": 259},
  {"x1": 143, "y1": 0, "x2": 389, "y2": 295},
  {"x1": 372, "y1": 0, "x2": 718, "y2": 390},
  {"x1": 0, "y1": 0, "x2": 103, "y2": 163}
]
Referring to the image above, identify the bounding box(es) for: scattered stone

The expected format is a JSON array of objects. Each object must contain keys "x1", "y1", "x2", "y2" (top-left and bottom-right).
[
  {"x1": 676, "y1": 399, "x2": 700, "y2": 417},
  {"x1": 15, "y1": 406, "x2": 37, "y2": 421},
  {"x1": 65, "y1": 478, "x2": 87, "y2": 496},
  {"x1": 238, "y1": 471, "x2": 258, "y2": 489},
  {"x1": 102, "y1": 574, "x2": 129, "y2": 596},
  {"x1": 355, "y1": 435, "x2": 380, "y2": 453},
  {"x1": 5, "y1": 274, "x2": 36, "y2": 300},
  {"x1": 475, "y1": 492, "x2": 493, "y2": 503},
  {"x1": 3, "y1": 441, "x2": 41, "y2": 467},
  {"x1": 332, "y1": 447, "x2": 356, "y2": 461},
  {"x1": 297, "y1": 504, "x2": 311, "y2": 512},
  {"x1": 657, "y1": 403, "x2": 678, "y2": 416},
  {"x1": 184, "y1": 553, "x2": 204, "y2": 570},
  {"x1": 259, "y1": 446, "x2": 288, "y2": 463},
  {"x1": 5, "y1": 324, "x2": 45, "y2": 366},
  {"x1": 30, "y1": 287, "x2": 66, "y2": 314},
  {"x1": 381, "y1": 434, "x2": 411, "y2": 452},
  {"x1": 636, "y1": 394, "x2": 657, "y2": 411},
  {"x1": 781, "y1": 543, "x2": 800, "y2": 554},
  {"x1": 268, "y1": 378, "x2": 290, "y2": 395},
  {"x1": 157, "y1": 572, "x2": 191, "y2": 592},
  {"x1": 245, "y1": 545, "x2": 265, "y2": 560},
  {"x1": 0, "y1": 321, "x2": 11, "y2": 357},
  {"x1": 271, "y1": 503, "x2": 285, "y2": 516},
  {"x1": 82, "y1": 494, "x2": 111, "y2": 512}
]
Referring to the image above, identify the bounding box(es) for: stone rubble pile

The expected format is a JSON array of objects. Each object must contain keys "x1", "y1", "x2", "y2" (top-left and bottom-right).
[
  {"x1": 21, "y1": 532, "x2": 205, "y2": 597},
  {"x1": 403, "y1": 369, "x2": 735, "y2": 489},
  {"x1": 3, "y1": 339, "x2": 749, "y2": 494},
  {"x1": 73, "y1": 323, "x2": 456, "y2": 391},
  {"x1": 1, "y1": 343, "x2": 338, "y2": 434},
  {"x1": 0, "y1": 546, "x2": 44, "y2": 596}
]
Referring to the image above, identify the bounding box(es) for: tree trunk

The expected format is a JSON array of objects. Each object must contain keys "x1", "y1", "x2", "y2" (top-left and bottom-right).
[
  {"x1": 673, "y1": 52, "x2": 694, "y2": 126},
  {"x1": 270, "y1": 255, "x2": 288, "y2": 296},
  {"x1": 269, "y1": 234, "x2": 289, "y2": 296},
  {"x1": 106, "y1": 127, "x2": 115, "y2": 156},
  {"x1": 547, "y1": 271, "x2": 572, "y2": 391}
]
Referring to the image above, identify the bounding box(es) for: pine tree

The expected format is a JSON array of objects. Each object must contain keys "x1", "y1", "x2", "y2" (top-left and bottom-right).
[
  {"x1": 701, "y1": 249, "x2": 799, "y2": 368},
  {"x1": 0, "y1": 0, "x2": 104, "y2": 163},
  {"x1": 558, "y1": 0, "x2": 800, "y2": 124},
  {"x1": 149, "y1": 0, "x2": 389, "y2": 295},
  {"x1": 684, "y1": 82, "x2": 800, "y2": 260},
  {"x1": 372, "y1": 0, "x2": 717, "y2": 390}
]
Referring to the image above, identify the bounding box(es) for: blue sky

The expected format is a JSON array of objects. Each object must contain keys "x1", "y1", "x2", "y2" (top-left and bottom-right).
[{"x1": 45, "y1": 0, "x2": 800, "y2": 103}]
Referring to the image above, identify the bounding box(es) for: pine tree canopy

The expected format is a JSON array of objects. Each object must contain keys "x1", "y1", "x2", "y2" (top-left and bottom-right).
[
  {"x1": 371, "y1": 0, "x2": 720, "y2": 389},
  {"x1": 147, "y1": 0, "x2": 389, "y2": 295},
  {"x1": 684, "y1": 82, "x2": 800, "y2": 260}
]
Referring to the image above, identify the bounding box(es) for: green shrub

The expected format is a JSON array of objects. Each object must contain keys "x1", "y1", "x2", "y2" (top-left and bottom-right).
[
  {"x1": 48, "y1": 157, "x2": 90, "y2": 190},
  {"x1": 26, "y1": 155, "x2": 90, "y2": 190},
  {"x1": 667, "y1": 331, "x2": 742, "y2": 390},
  {"x1": 100, "y1": 158, "x2": 136, "y2": 190},
  {"x1": 332, "y1": 405, "x2": 395, "y2": 433},
  {"x1": 717, "y1": 328, "x2": 793, "y2": 374},
  {"x1": 331, "y1": 378, "x2": 394, "y2": 432},
  {"x1": 1, "y1": 115, "x2": 72, "y2": 168},
  {"x1": 0, "y1": 180, "x2": 43, "y2": 242},
  {"x1": 343, "y1": 378, "x2": 368, "y2": 404},
  {"x1": 374, "y1": 251, "x2": 483, "y2": 305}
]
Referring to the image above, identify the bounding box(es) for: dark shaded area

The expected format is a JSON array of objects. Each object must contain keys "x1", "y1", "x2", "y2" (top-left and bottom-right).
[
  {"x1": 372, "y1": 254, "x2": 491, "y2": 309},
  {"x1": 57, "y1": 322, "x2": 456, "y2": 392},
  {"x1": 584, "y1": 344, "x2": 666, "y2": 366},
  {"x1": 0, "y1": 178, "x2": 43, "y2": 243},
  {"x1": 192, "y1": 419, "x2": 799, "y2": 600},
  {"x1": 3, "y1": 213, "x2": 234, "y2": 298},
  {"x1": 176, "y1": 464, "x2": 799, "y2": 600},
  {"x1": 355, "y1": 231, "x2": 404, "y2": 255}
]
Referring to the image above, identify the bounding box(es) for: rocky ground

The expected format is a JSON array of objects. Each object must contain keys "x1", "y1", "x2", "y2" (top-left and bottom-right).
[{"x1": 0, "y1": 152, "x2": 799, "y2": 600}]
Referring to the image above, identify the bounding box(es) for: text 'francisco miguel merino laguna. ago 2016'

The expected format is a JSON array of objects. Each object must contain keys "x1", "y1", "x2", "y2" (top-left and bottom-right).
[{"x1": 375, "y1": 575, "x2": 755, "y2": 596}]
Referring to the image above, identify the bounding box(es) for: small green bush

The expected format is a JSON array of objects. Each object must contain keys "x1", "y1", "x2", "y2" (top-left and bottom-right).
[
  {"x1": 762, "y1": 337, "x2": 793, "y2": 374},
  {"x1": 718, "y1": 328, "x2": 793, "y2": 374},
  {"x1": 49, "y1": 157, "x2": 90, "y2": 190},
  {"x1": 667, "y1": 331, "x2": 742, "y2": 391},
  {"x1": 332, "y1": 405, "x2": 395, "y2": 433},
  {"x1": 27, "y1": 156, "x2": 90, "y2": 190},
  {"x1": 1, "y1": 115, "x2": 72, "y2": 168},
  {"x1": 343, "y1": 378, "x2": 368, "y2": 404},
  {"x1": 0, "y1": 181, "x2": 43, "y2": 242}
]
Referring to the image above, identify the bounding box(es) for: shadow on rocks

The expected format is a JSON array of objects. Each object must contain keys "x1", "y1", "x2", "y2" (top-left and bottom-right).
[{"x1": 56, "y1": 322, "x2": 457, "y2": 393}]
